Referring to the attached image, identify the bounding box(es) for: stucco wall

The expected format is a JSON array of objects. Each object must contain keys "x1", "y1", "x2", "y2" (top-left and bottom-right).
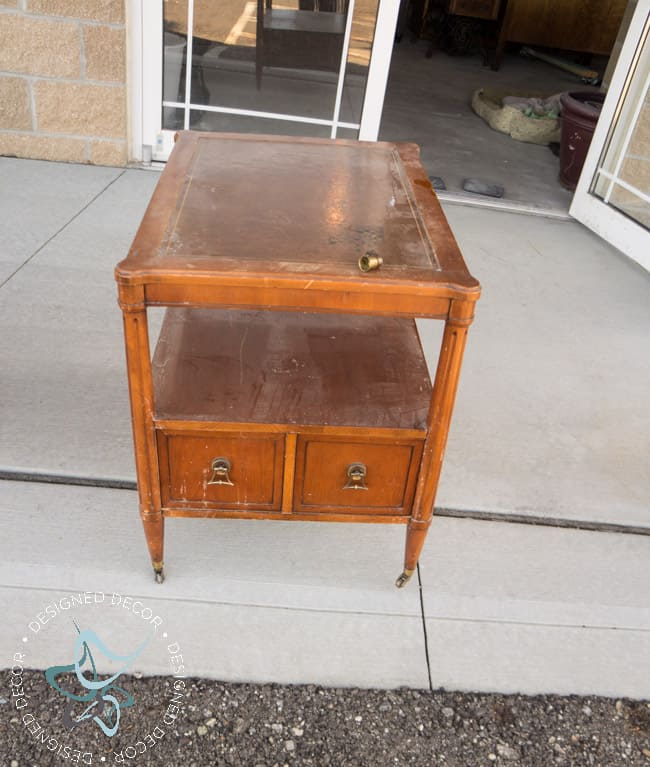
[{"x1": 0, "y1": 0, "x2": 127, "y2": 165}]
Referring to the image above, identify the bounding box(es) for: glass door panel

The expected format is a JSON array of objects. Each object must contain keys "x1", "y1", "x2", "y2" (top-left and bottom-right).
[
  {"x1": 163, "y1": 0, "x2": 188, "y2": 129},
  {"x1": 590, "y1": 46, "x2": 650, "y2": 229},
  {"x1": 570, "y1": 0, "x2": 650, "y2": 269},
  {"x1": 161, "y1": 0, "x2": 380, "y2": 138},
  {"x1": 339, "y1": 0, "x2": 378, "y2": 125},
  {"x1": 187, "y1": 112, "x2": 333, "y2": 136}
]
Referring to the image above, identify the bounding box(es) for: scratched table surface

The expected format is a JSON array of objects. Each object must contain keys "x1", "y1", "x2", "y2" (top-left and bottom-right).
[{"x1": 116, "y1": 132, "x2": 479, "y2": 299}]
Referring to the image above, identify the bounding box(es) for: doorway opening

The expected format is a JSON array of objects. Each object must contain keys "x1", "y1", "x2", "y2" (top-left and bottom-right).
[{"x1": 379, "y1": 2, "x2": 628, "y2": 212}]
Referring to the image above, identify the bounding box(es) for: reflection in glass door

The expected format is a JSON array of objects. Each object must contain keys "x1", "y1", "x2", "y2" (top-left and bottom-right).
[{"x1": 155, "y1": 0, "x2": 382, "y2": 149}]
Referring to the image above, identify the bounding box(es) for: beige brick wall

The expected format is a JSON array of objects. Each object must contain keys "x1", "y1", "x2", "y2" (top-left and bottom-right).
[{"x1": 0, "y1": 1, "x2": 127, "y2": 166}]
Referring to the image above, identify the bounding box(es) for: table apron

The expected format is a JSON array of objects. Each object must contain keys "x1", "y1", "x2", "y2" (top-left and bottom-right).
[{"x1": 143, "y1": 283, "x2": 453, "y2": 319}]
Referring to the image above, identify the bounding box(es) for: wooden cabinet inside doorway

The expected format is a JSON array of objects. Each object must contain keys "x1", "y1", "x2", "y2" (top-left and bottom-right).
[{"x1": 502, "y1": 0, "x2": 629, "y2": 56}]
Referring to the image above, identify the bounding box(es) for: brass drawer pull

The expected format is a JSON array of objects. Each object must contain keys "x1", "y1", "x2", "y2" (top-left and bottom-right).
[
  {"x1": 208, "y1": 457, "x2": 234, "y2": 486},
  {"x1": 344, "y1": 462, "x2": 368, "y2": 490}
]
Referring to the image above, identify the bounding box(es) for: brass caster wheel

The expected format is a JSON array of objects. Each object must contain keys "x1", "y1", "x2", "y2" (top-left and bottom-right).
[
  {"x1": 153, "y1": 563, "x2": 165, "y2": 584},
  {"x1": 395, "y1": 568, "x2": 414, "y2": 589}
]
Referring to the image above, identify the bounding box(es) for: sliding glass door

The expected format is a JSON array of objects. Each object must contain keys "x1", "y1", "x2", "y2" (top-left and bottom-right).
[
  {"x1": 571, "y1": 0, "x2": 650, "y2": 269},
  {"x1": 141, "y1": 0, "x2": 398, "y2": 159}
]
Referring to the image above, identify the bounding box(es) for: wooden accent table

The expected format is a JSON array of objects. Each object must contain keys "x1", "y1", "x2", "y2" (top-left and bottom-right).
[{"x1": 115, "y1": 132, "x2": 480, "y2": 587}]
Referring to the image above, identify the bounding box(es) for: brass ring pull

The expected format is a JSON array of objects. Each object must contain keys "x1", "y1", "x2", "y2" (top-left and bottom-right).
[
  {"x1": 358, "y1": 251, "x2": 383, "y2": 273},
  {"x1": 207, "y1": 457, "x2": 234, "y2": 486},
  {"x1": 343, "y1": 462, "x2": 368, "y2": 490}
]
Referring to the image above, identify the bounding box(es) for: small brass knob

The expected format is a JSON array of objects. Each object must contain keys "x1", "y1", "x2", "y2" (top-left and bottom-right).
[
  {"x1": 358, "y1": 252, "x2": 383, "y2": 273},
  {"x1": 344, "y1": 462, "x2": 368, "y2": 490},
  {"x1": 207, "y1": 457, "x2": 234, "y2": 486}
]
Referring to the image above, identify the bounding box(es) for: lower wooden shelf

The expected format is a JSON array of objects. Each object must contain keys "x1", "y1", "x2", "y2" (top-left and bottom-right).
[
  {"x1": 151, "y1": 308, "x2": 432, "y2": 521},
  {"x1": 152, "y1": 308, "x2": 432, "y2": 430}
]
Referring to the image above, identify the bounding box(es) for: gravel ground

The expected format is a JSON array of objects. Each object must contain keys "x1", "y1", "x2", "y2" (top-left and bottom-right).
[{"x1": 2, "y1": 671, "x2": 649, "y2": 766}]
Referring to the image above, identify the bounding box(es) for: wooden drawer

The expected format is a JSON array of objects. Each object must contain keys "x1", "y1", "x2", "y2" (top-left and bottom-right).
[
  {"x1": 157, "y1": 431, "x2": 284, "y2": 511},
  {"x1": 293, "y1": 436, "x2": 423, "y2": 515}
]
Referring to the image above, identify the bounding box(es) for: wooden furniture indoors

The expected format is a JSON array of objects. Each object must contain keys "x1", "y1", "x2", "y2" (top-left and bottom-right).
[
  {"x1": 255, "y1": 0, "x2": 347, "y2": 88},
  {"x1": 422, "y1": 0, "x2": 506, "y2": 66},
  {"x1": 495, "y1": 0, "x2": 628, "y2": 68},
  {"x1": 115, "y1": 132, "x2": 480, "y2": 587}
]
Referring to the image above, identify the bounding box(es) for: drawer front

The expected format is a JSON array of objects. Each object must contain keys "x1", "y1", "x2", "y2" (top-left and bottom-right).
[
  {"x1": 158, "y1": 431, "x2": 284, "y2": 510},
  {"x1": 294, "y1": 436, "x2": 423, "y2": 515}
]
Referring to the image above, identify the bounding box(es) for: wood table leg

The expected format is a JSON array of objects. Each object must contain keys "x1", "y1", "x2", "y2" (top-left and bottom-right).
[
  {"x1": 120, "y1": 287, "x2": 164, "y2": 582},
  {"x1": 397, "y1": 300, "x2": 474, "y2": 587}
]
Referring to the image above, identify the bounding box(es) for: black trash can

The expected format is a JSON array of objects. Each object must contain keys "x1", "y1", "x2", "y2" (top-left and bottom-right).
[{"x1": 559, "y1": 92, "x2": 605, "y2": 191}]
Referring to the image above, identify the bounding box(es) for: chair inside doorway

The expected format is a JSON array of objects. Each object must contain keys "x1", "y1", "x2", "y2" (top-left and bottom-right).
[{"x1": 255, "y1": 0, "x2": 348, "y2": 89}]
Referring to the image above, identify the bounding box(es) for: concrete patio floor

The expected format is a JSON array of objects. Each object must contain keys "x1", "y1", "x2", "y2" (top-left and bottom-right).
[{"x1": 0, "y1": 157, "x2": 648, "y2": 698}]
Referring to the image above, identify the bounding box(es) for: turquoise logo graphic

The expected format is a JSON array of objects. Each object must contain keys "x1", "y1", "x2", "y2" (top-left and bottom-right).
[{"x1": 44, "y1": 622, "x2": 150, "y2": 737}]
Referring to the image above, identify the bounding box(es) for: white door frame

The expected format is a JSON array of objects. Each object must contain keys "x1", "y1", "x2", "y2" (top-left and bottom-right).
[
  {"x1": 126, "y1": 0, "x2": 144, "y2": 163},
  {"x1": 570, "y1": 0, "x2": 650, "y2": 271},
  {"x1": 358, "y1": 0, "x2": 399, "y2": 141},
  {"x1": 129, "y1": 0, "x2": 399, "y2": 161}
]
